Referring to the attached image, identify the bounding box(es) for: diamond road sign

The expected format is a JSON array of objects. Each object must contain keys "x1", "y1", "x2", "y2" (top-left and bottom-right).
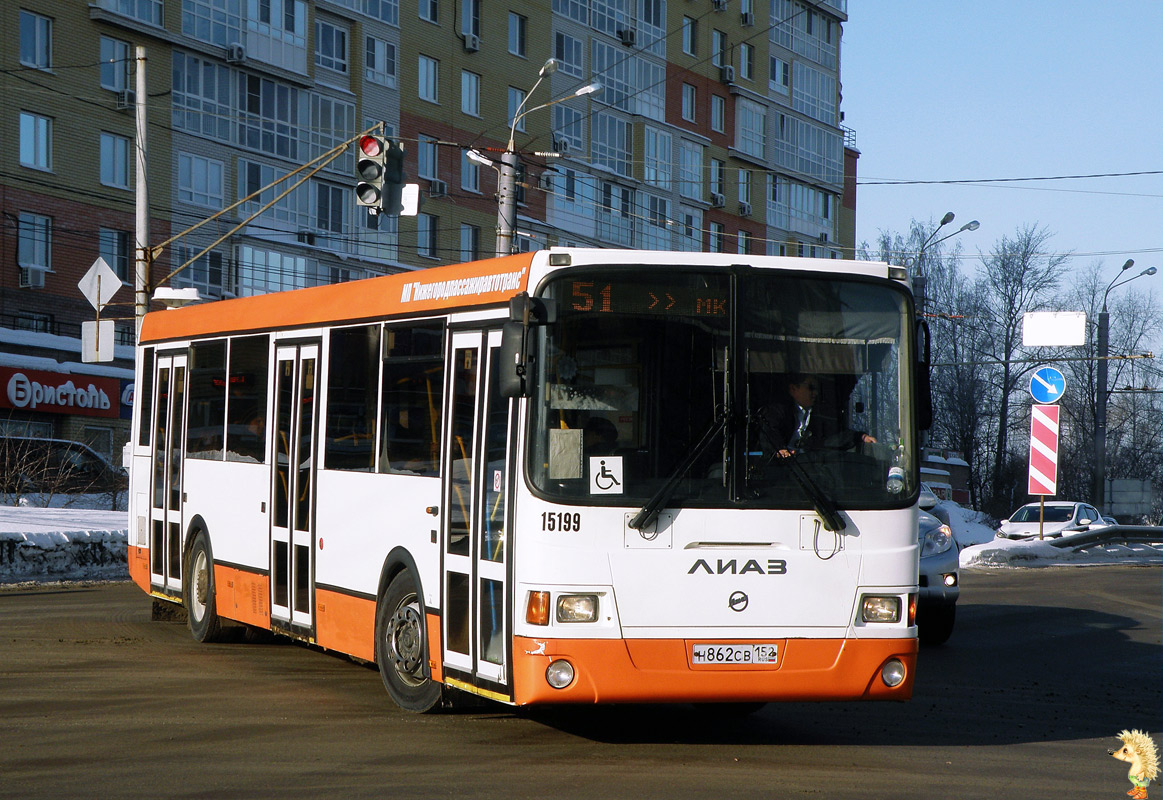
[
  {"x1": 1029, "y1": 366, "x2": 1066, "y2": 404},
  {"x1": 78, "y1": 257, "x2": 122, "y2": 311}
]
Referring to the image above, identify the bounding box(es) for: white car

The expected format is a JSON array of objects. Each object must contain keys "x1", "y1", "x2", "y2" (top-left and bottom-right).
[{"x1": 996, "y1": 501, "x2": 1106, "y2": 539}]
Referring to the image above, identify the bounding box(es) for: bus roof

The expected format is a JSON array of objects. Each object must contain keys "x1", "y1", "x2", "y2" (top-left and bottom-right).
[
  {"x1": 139, "y1": 253, "x2": 536, "y2": 344},
  {"x1": 139, "y1": 249, "x2": 900, "y2": 344}
]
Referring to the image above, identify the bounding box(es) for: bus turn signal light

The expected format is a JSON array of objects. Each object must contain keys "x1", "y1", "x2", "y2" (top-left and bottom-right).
[{"x1": 526, "y1": 591, "x2": 551, "y2": 625}]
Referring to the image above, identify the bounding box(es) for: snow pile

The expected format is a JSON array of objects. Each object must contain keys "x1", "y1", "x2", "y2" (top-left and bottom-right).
[
  {"x1": 0, "y1": 507, "x2": 129, "y2": 582},
  {"x1": 960, "y1": 535, "x2": 1162, "y2": 569}
]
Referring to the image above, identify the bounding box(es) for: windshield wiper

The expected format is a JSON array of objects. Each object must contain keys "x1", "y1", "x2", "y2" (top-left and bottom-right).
[
  {"x1": 628, "y1": 416, "x2": 725, "y2": 531},
  {"x1": 780, "y1": 455, "x2": 846, "y2": 532}
]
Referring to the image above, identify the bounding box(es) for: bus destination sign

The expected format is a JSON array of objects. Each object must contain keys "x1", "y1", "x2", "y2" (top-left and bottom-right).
[{"x1": 569, "y1": 280, "x2": 728, "y2": 317}]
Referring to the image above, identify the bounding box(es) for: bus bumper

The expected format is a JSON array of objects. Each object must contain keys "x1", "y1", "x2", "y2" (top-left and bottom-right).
[{"x1": 511, "y1": 636, "x2": 916, "y2": 706}]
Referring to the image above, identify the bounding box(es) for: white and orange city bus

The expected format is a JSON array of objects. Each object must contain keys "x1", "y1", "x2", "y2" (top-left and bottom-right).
[{"x1": 128, "y1": 248, "x2": 927, "y2": 712}]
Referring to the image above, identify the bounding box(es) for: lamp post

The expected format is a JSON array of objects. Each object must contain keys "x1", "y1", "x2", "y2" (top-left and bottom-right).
[
  {"x1": 491, "y1": 59, "x2": 601, "y2": 257},
  {"x1": 1094, "y1": 259, "x2": 1158, "y2": 512},
  {"x1": 912, "y1": 212, "x2": 980, "y2": 317}
]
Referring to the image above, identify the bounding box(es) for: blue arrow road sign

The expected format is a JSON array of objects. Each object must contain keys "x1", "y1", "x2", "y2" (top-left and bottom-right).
[{"x1": 1030, "y1": 366, "x2": 1066, "y2": 404}]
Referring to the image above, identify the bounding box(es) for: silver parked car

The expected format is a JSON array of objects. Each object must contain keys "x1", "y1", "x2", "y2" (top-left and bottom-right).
[{"x1": 996, "y1": 501, "x2": 1106, "y2": 540}]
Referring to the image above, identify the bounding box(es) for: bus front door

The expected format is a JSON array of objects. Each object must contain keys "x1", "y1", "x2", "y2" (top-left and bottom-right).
[
  {"x1": 270, "y1": 342, "x2": 320, "y2": 632},
  {"x1": 149, "y1": 351, "x2": 187, "y2": 597},
  {"x1": 441, "y1": 330, "x2": 512, "y2": 698}
]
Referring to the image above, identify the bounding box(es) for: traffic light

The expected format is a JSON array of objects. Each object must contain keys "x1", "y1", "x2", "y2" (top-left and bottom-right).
[
  {"x1": 382, "y1": 139, "x2": 407, "y2": 215},
  {"x1": 355, "y1": 134, "x2": 386, "y2": 210}
]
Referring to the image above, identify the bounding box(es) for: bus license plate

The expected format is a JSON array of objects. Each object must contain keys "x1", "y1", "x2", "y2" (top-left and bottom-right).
[{"x1": 691, "y1": 643, "x2": 779, "y2": 666}]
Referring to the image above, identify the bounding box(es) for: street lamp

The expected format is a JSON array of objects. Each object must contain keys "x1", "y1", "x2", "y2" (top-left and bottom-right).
[
  {"x1": 494, "y1": 59, "x2": 601, "y2": 257},
  {"x1": 1094, "y1": 259, "x2": 1158, "y2": 512},
  {"x1": 912, "y1": 212, "x2": 980, "y2": 316}
]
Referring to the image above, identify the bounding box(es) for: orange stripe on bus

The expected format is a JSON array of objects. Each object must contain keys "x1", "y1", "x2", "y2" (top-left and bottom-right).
[
  {"x1": 140, "y1": 253, "x2": 535, "y2": 343},
  {"x1": 315, "y1": 588, "x2": 376, "y2": 662},
  {"x1": 426, "y1": 613, "x2": 443, "y2": 683},
  {"x1": 127, "y1": 544, "x2": 150, "y2": 593},
  {"x1": 510, "y1": 636, "x2": 917, "y2": 706}
]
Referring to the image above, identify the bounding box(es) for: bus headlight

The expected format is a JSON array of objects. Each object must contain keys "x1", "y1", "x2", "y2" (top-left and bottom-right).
[
  {"x1": 556, "y1": 594, "x2": 598, "y2": 623},
  {"x1": 860, "y1": 595, "x2": 902, "y2": 623},
  {"x1": 546, "y1": 659, "x2": 575, "y2": 689},
  {"x1": 881, "y1": 659, "x2": 906, "y2": 687}
]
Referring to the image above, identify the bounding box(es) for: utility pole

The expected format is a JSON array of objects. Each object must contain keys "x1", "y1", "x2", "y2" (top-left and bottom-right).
[
  {"x1": 133, "y1": 45, "x2": 150, "y2": 333},
  {"x1": 495, "y1": 151, "x2": 519, "y2": 258}
]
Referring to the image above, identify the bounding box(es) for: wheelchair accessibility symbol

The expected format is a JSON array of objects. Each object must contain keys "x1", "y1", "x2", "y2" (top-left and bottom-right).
[{"x1": 589, "y1": 456, "x2": 624, "y2": 495}]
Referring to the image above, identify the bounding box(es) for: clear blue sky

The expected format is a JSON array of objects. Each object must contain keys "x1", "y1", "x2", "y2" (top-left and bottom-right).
[{"x1": 841, "y1": 1, "x2": 1163, "y2": 284}]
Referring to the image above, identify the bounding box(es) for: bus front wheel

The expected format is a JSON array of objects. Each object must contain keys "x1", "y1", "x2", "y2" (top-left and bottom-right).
[
  {"x1": 376, "y1": 571, "x2": 442, "y2": 713},
  {"x1": 185, "y1": 531, "x2": 224, "y2": 643}
]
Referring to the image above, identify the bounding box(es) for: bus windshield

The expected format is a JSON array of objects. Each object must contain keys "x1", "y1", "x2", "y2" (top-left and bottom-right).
[{"x1": 527, "y1": 267, "x2": 916, "y2": 511}]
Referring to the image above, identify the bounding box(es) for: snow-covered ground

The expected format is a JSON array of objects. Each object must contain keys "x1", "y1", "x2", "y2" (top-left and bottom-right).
[{"x1": 0, "y1": 499, "x2": 1158, "y2": 584}]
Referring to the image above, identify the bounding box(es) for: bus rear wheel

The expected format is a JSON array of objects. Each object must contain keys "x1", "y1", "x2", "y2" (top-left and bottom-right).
[
  {"x1": 185, "y1": 532, "x2": 224, "y2": 643},
  {"x1": 376, "y1": 571, "x2": 442, "y2": 713}
]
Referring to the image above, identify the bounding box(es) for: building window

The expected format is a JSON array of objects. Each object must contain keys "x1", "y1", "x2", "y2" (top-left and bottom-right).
[
  {"x1": 711, "y1": 30, "x2": 727, "y2": 68},
  {"x1": 553, "y1": 105, "x2": 583, "y2": 150},
  {"x1": 710, "y1": 158, "x2": 725, "y2": 196},
  {"x1": 555, "y1": 32, "x2": 583, "y2": 77},
  {"x1": 99, "y1": 0, "x2": 163, "y2": 26},
  {"x1": 737, "y1": 230, "x2": 752, "y2": 254},
  {"x1": 19, "y1": 112, "x2": 51, "y2": 171},
  {"x1": 99, "y1": 228, "x2": 132, "y2": 282},
  {"x1": 769, "y1": 56, "x2": 790, "y2": 95},
  {"x1": 736, "y1": 97, "x2": 766, "y2": 158},
  {"x1": 460, "y1": 149, "x2": 479, "y2": 192},
  {"x1": 365, "y1": 0, "x2": 399, "y2": 26},
  {"x1": 100, "y1": 132, "x2": 131, "y2": 189},
  {"x1": 678, "y1": 140, "x2": 702, "y2": 200},
  {"x1": 643, "y1": 126, "x2": 671, "y2": 188},
  {"x1": 738, "y1": 169, "x2": 752, "y2": 205},
  {"x1": 508, "y1": 87, "x2": 526, "y2": 133},
  {"x1": 711, "y1": 95, "x2": 725, "y2": 133},
  {"x1": 174, "y1": 245, "x2": 224, "y2": 297},
  {"x1": 418, "y1": 135, "x2": 438, "y2": 180},
  {"x1": 682, "y1": 16, "x2": 697, "y2": 56},
  {"x1": 681, "y1": 84, "x2": 696, "y2": 123},
  {"x1": 461, "y1": 70, "x2": 481, "y2": 116},
  {"x1": 183, "y1": 0, "x2": 242, "y2": 47},
  {"x1": 366, "y1": 36, "x2": 397, "y2": 87},
  {"x1": 508, "y1": 13, "x2": 526, "y2": 57},
  {"x1": 740, "y1": 43, "x2": 754, "y2": 80},
  {"x1": 678, "y1": 207, "x2": 702, "y2": 251},
  {"x1": 460, "y1": 0, "x2": 480, "y2": 37},
  {"x1": 100, "y1": 37, "x2": 131, "y2": 92},
  {"x1": 418, "y1": 55, "x2": 439, "y2": 103},
  {"x1": 419, "y1": 0, "x2": 438, "y2": 23},
  {"x1": 591, "y1": 112, "x2": 631, "y2": 177},
  {"x1": 17, "y1": 212, "x2": 51, "y2": 270},
  {"x1": 19, "y1": 11, "x2": 52, "y2": 70},
  {"x1": 460, "y1": 224, "x2": 480, "y2": 262},
  {"x1": 315, "y1": 183, "x2": 347, "y2": 240},
  {"x1": 709, "y1": 222, "x2": 725, "y2": 253},
  {"x1": 417, "y1": 214, "x2": 438, "y2": 258},
  {"x1": 316, "y1": 20, "x2": 348, "y2": 73}
]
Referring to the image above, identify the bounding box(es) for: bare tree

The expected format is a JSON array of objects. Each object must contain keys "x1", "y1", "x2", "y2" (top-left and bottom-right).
[{"x1": 971, "y1": 225, "x2": 1068, "y2": 515}]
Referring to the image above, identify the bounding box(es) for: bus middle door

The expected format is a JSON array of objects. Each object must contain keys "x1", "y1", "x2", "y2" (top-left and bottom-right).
[
  {"x1": 270, "y1": 341, "x2": 320, "y2": 633},
  {"x1": 441, "y1": 329, "x2": 512, "y2": 700}
]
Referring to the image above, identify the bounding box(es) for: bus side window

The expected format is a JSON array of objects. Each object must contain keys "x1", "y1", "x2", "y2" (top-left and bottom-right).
[
  {"x1": 325, "y1": 325, "x2": 380, "y2": 472},
  {"x1": 380, "y1": 322, "x2": 445, "y2": 476},
  {"x1": 187, "y1": 340, "x2": 227, "y2": 460},
  {"x1": 225, "y1": 335, "x2": 270, "y2": 463}
]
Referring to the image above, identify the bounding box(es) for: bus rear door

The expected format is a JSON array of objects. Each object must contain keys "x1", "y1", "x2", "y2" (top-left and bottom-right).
[{"x1": 149, "y1": 351, "x2": 187, "y2": 597}]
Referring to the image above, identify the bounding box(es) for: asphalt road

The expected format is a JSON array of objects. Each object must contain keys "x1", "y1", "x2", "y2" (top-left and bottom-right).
[{"x1": 2, "y1": 566, "x2": 1159, "y2": 799}]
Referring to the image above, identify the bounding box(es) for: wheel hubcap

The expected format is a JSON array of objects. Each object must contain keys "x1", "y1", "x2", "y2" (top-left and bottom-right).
[{"x1": 387, "y1": 599, "x2": 424, "y2": 684}]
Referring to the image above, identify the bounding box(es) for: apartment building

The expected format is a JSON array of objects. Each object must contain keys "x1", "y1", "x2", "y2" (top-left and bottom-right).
[{"x1": 1, "y1": 0, "x2": 852, "y2": 457}]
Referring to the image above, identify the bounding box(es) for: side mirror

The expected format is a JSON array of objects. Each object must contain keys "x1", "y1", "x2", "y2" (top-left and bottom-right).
[
  {"x1": 916, "y1": 319, "x2": 933, "y2": 431},
  {"x1": 499, "y1": 293, "x2": 557, "y2": 399}
]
